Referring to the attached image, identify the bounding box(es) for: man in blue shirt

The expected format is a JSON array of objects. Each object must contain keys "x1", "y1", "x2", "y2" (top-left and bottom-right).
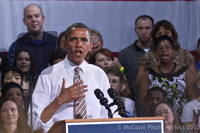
[{"x1": 7, "y1": 4, "x2": 57, "y2": 75}]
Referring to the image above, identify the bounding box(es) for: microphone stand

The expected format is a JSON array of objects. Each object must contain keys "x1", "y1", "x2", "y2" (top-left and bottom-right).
[
  {"x1": 108, "y1": 101, "x2": 127, "y2": 118},
  {"x1": 99, "y1": 98, "x2": 113, "y2": 118},
  {"x1": 106, "y1": 106, "x2": 113, "y2": 118},
  {"x1": 26, "y1": 71, "x2": 36, "y2": 133}
]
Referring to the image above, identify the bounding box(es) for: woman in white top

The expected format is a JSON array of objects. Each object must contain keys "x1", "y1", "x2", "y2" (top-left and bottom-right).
[
  {"x1": 104, "y1": 66, "x2": 135, "y2": 117},
  {"x1": 181, "y1": 69, "x2": 200, "y2": 132}
]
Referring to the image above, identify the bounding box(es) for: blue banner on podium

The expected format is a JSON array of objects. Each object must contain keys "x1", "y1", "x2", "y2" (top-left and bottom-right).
[{"x1": 66, "y1": 119, "x2": 164, "y2": 133}]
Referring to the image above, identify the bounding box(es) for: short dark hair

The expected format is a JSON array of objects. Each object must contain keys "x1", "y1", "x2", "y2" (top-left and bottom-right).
[
  {"x1": 1, "y1": 82, "x2": 24, "y2": 98},
  {"x1": 24, "y1": 4, "x2": 43, "y2": 17},
  {"x1": 135, "y1": 15, "x2": 154, "y2": 27},
  {"x1": 154, "y1": 35, "x2": 174, "y2": 50},
  {"x1": 65, "y1": 23, "x2": 92, "y2": 40},
  {"x1": 146, "y1": 87, "x2": 167, "y2": 100},
  {"x1": 1, "y1": 66, "x2": 23, "y2": 85}
]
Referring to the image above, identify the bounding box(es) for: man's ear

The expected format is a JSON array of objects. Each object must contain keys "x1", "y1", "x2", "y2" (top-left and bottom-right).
[
  {"x1": 23, "y1": 18, "x2": 26, "y2": 25},
  {"x1": 42, "y1": 15, "x2": 45, "y2": 23},
  {"x1": 134, "y1": 27, "x2": 137, "y2": 34}
]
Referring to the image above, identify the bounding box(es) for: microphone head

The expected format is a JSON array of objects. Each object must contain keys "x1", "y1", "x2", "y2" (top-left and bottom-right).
[
  {"x1": 107, "y1": 88, "x2": 117, "y2": 99},
  {"x1": 94, "y1": 89, "x2": 104, "y2": 99}
]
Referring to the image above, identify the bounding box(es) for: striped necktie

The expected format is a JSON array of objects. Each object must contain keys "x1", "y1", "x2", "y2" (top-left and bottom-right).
[{"x1": 73, "y1": 67, "x2": 87, "y2": 119}]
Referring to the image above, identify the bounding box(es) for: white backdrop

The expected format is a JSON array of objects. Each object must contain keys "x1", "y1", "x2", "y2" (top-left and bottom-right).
[{"x1": 0, "y1": 0, "x2": 199, "y2": 52}]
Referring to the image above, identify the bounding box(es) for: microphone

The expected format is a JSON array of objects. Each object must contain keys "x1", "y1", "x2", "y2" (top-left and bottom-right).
[
  {"x1": 94, "y1": 89, "x2": 113, "y2": 118},
  {"x1": 107, "y1": 88, "x2": 127, "y2": 117},
  {"x1": 94, "y1": 89, "x2": 109, "y2": 108}
]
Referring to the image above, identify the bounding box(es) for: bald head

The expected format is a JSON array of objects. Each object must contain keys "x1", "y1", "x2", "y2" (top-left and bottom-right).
[
  {"x1": 24, "y1": 4, "x2": 43, "y2": 17},
  {"x1": 23, "y1": 4, "x2": 45, "y2": 33}
]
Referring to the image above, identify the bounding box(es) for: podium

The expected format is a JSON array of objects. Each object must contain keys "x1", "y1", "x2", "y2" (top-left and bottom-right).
[{"x1": 48, "y1": 117, "x2": 164, "y2": 133}]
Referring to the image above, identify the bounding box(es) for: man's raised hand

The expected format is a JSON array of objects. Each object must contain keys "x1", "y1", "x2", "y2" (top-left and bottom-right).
[{"x1": 56, "y1": 78, "x2": 88, "y2": 105}]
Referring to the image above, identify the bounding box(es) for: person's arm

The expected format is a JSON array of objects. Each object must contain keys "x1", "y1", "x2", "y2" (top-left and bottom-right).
[
  {"x1": 138, "y1": 70, "x2": 150, "y2": 116},
  {"x1": 112, "y1": 57, "x2": 122, "y2": 69},
  {"x1": 181, "y1": 103, "x2": 194, "y2": 131},
  {"x1": 7, "y1": 42, "x2": 16, "y2": 66},
  {"x1": 185, "y1": 69, "x2": 199, "y2": 101},
  {"x1": 188, "y1": 63, "x2": 197, "y2": 76},
  {"x1": 136, "y1": 65, "x2": 145, "y2": 87},
  {"x1": 40, "y1": 79, "x2": 88, "y2": 123}
]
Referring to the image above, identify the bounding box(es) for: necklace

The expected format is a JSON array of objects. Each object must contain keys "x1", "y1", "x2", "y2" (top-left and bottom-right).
[{"x1": 158, "y1": 63, "x2": 176, "y2": 75}]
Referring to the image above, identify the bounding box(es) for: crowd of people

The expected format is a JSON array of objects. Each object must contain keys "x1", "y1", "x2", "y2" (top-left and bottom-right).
[{"x1": 0, "y1": 3, "x2": 199, "y2": 133}]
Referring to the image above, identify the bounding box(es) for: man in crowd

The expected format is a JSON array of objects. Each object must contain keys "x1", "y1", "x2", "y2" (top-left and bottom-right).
[
  {"x1": 7, "y1": 4, "x2": 57, "y2": 75},
  {"x1": 118, "y1": 15, "x2": 154, "y2": 116},
  {"x1": 28, "y1": 23, "x2": 120, "y2": 132}
]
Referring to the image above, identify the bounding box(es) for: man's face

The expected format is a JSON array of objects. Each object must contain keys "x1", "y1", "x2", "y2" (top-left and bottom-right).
[
  {"x1": 6, "y1": 88, "x2": 24, "y2": 106},
  {"x1": 64, "y1": 28, "x2": 93, "y2": 65},
  {"x1": 23, "y1": 5, "x2": 45, "y2": 33},
  {"x1": 146, "y1": 91, "x2": 165, "y2": 114},
  {"x1": 135, "y1": 18, "x2": 153, "y2": 44}
]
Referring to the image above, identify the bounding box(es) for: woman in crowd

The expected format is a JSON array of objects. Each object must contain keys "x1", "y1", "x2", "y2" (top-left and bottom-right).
[
  {"x1": 1, "y1": 82, "x2": 24, "y2": 108},
  {"x1": 0, "y1": 97, "x2": 30, "y2": 133},
  {"x1": 89, "y1": 48, "x2": 122, "y2": 70},
  {"x1": 154, "y1": 101, "x2": 181, "y2": 133},
  {"x1": 139, "y1": 35, "x2": 198, "y2": 118},
  {"x1": 85, "y1": 29, "x2": 104, "y2": 62},
  {"x1": 1, "y1": 82, "x2": 30, "y2": 119},
  {"x1": 181, "y1": 70, "x2": 200, "y2": 132},
  {"x1": 136, "y1": 20, "x2": 196, "y2": 87},
  {"x1": 2, "y1": 66, "x2": 23, "y2": 86},
  {"x1": 89, "y1": 48, "x2": 114, "y2": 69},
  {"x1": 1, "y1": 66, "x2": 23, "y2": 100},
  {"x1": 104, "y1": 66, "x2": 135, "y2": 117},
  {"x1": 13, "y1": 50, "x2": 35, "y2": 97}
]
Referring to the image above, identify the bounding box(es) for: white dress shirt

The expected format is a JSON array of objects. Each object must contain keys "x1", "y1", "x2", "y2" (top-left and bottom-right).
[{"x1": 28, "y1": 57, "x2": 120, "y2": 132}]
